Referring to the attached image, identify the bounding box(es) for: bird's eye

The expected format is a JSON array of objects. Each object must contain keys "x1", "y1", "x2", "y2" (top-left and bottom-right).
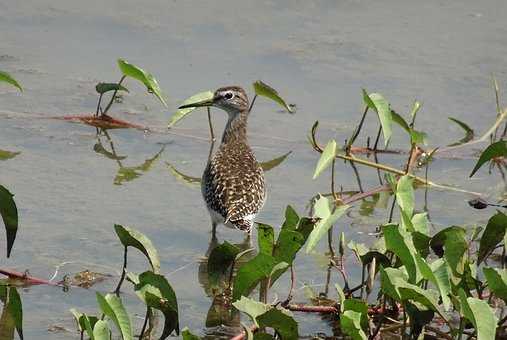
[{"x1": 224, "y1": 92, "x2": 234, "y2": 100}]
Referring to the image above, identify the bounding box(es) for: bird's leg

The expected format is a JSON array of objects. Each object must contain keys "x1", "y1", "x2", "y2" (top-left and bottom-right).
[{"x1": 211, "y1": 222, "x2": 217, "y2": 242}]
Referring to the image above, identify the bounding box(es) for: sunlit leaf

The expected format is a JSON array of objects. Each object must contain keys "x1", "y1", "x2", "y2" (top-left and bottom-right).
[
  {"x1": 96, "y1": 293, "x2": 132, "y2": 340},
  {"x1": 340, "y1": 310, "x2": 367, "y2": 340},
  {"x1": 306, "y1": 196, "x2": 349, "y2": 253},
  {"x1": 207, "y1": 241, "x2": 240, "y2": 287},
  {"x1": 396, "y1": 175, "x2": 414, "y2": 217},
  {"x1": 117, "y1": 59, "x2": 166, "y2": 107},
  {"x1": 259, "y1": 151, "x2": 292, "y2": 172},
  {"x1": 0, "y1": 185, "x2": 18, "y2": 258},
  {"x1": 168, "y1": 91, "x2": 213, "y2": 128},
  {"x1": 95, "y1": 83, "x2": 129, "y2": 94},
  {"x1": 232, "y1": 296, "x2": 270, "y2": 327},
  {"x1": 70, "y1": 309, "x2": 99, "y2": 340},
  {"x1": 0, "y1": 71, "x2": 22, "y2": 92},
  {"x1": 312, "y1": 140, "x2": 336, "y2": 179},
  {"x1": 232, "y1": 253, "x2": 278, "y2": 301},
  {"x1": 114, "y1": 224, "x2": 160, "y2": 273},
  {"x1": 253, "y1": 81, "x2": 293, "y2": 113},
  {"x1": 458, "y1": 292, "x2": 498, "y2": 340},
  {"x1": 484, "y1": 267, "x2": 507, "y2": 304},
  {"x1": 133, "y1": 271, "x2": 179, "y2": 338},
  {"x1": 391, "y1": 110, "x2": 410, "y2": 133},
  {"x1": 0, "y1": 150, "x2": 20, "y2": 161},
  {"x1": 383, "y1": 224, "x2": 421, "y2": 283},
  {"x1": 343, "y1": 299, "x2": 368, "y2": 331},
  {"x1": 448, "y1": 117, "x2": 474, "y2": 146},
  {"x1": 256, "y1": 308, "x2": 298, "y2": 340},
  {"x1": 429, "y1": 258, "x2": 452, "y2": 310},
  {"x1": 410, "y1": 130, "x2": 427, "y2": 145},
  {"x1": 470, "y1": 140, "x2": 507, "y2": 177},
  {"x1": 478, "y1": 211, "x2": 507, "y2": 264},
  {"x1": 92, "y1": 320, "x2": 110, "y2": 340},
  {"x1": 181, "y1": 327, "x2": 201, "y2": 340},
  {"x1": 257, "y1": 223, "x2": 275, "y2": 255},
  {"x1": 362, "y1": 90, "x2": 392, "y2": 146}
]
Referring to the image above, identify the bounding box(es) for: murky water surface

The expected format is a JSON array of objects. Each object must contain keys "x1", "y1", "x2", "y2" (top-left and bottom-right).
[{"x1": 1, "y1": 0, "x2": 506, "y2": 338}]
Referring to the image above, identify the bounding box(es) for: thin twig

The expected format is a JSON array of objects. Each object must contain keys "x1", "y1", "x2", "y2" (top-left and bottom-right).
[
  {"x1": 0, "y1": 268, "x2": 63, "y2": 286},
  {"x1": 248, "y1": 94, "x2": 258, "y2": 113},
  {"x1": 102, "y1": 75, "x2": 126, "y2": 115},
  {"x1": 138, "y1": 307, "x2": 151, "y2": 339},
  {"x1": 346, "y1": 106, "x2": 369, "y2": 152},
  {"x1": 207, "y1": 107, "x2": 215, "y2": 142}
]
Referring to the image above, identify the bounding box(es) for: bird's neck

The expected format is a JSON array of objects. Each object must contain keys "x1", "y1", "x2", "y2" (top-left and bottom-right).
[{"x1": 221, "y1": 110, "x2": 249, "y2": 145}]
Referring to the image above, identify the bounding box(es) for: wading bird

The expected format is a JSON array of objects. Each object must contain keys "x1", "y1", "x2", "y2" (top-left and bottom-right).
[{"x1": 179, "y1": 86, "x2": 266, "y2": 236}]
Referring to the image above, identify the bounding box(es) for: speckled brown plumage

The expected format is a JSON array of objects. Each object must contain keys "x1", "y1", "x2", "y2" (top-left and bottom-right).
[{"x1": 201, "y1": 87, "x2": 266, "y2": 233}]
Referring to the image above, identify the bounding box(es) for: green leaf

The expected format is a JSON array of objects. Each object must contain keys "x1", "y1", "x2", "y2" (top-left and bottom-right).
[
  {"x1": 448, "y1": 117, "x2": 474, "y2": 146},
  {"x1": 114, "y1": 224, "x2": 160, "y2": 273},
  {"x1": 391, "y1": 110, "x2": 410, "y2": 133},
  {"x1": 232, "y1": 253, "x2": 278, "y2": 301},
  {"x1": 343, "y1": 299, "x2": 368, "y2": 331},
  {"x1": 257, "y1": 223, "x2": 275, "y2": 255},
  {"x1": 458, "y1": 293, "x2": 498, "y2": 340},
  {"x1": 340, "y1": 310, "x2": 367, "y2": 340},
  {"x1": 5, "y1": 287, "x2": 23, "y2": 340},
  {"x1": 483, "y1": 267, "x2": 507, "y2": 303},
  {"x1": 312, "y1": 140, "x2": 336, "y2": 179},
  {"x1": 0, "y1": 150, "x2": 20, "y2": 161},
  {"x1": 96, "y1": 293, "x2": 133, "y2": 340},
  {"x1": 306, "y1": 196, "x2": 349, "y2": 253},
  {"x1": 253, "y1": 81, "x2": 293, "y2": 113},
  {"x1": 0, "y1": 185, "x2": 18, "y2": 258},
  {"x1": 335, "y1": 283, "x2": 346, "y2": 312},
  {"x1": 256, "y1": 308, "x2": 298, "y2": 340},
  {"x1": 410, "y1": 130, "x2": 427, "y2": 145},
  {"x1": 92, "y1": 320, "x2": 110, "y2": 340},
  {"x1": 95, "y1": 83, "x2": 129, "y2": 94},
  {"x1": 259, "y1": 151, "x2": 292, "y2": 172},
  {"x1": 69, "y1": 309, "x2": 99, "y2": 338},
  {"x1": 168, "y1": 91, "x2": 213, "y2": 128},
  {"x1": 117, "y1": 59, "x2": 166, "y2": 107},
  {"x1": 133, "y1": 271, "x2": 179, "y2": 338},
  {"x1": 281, "y1": 205, "x2": 300, "y2": 230},
  {"x1": 253, "y1": 333, "x2": 274, "y2": 340},
  {"x1": 411, "y1": 213, "x2": 429, "y2": 235},
  {"x1": 383, "y1": 224, "x2": 421, "y2": 283},
  {"x1": 429, "y1": 259, "x2": 452, "y2": 311},
  {"x1": 396, "y1": 175, "x2": 414, "y2": 217},
  {"x1": 362, "y1": 90, "x2": 392, "y2": 146},
  {"x1": 470, "y1": 140, "x2": 507, "y2": 177},
  {"x1": 0, "y1": 71, "x2": 22, "y2": 92},
  {"x1": 478, "y1": 211, "x2": 507, "y2": 264},
  {"x1": 181, "y1": 327, "x2": 201, "y2": 340},
  {"x1": 207, "y1": 241, "x2": 240, "y2": 287},
  {"x1": 232, "y1": 296, "x2": 270, "y2": 327}
]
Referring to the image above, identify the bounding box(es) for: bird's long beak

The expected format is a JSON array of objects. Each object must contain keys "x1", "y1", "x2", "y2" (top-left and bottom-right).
[{"x1": 178, "y1": 97, "x2": 215, "y2": 109}]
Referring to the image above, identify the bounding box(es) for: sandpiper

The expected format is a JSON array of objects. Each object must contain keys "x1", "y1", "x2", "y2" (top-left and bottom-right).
[{"x1": 179, "y1": 86, "x2": 266, "y2": 235}]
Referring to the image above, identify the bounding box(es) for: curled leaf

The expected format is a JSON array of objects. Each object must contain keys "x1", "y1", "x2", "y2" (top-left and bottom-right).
[
  {"x1": 0, "y1": 71, "x2": 22, "y2": 91},
  {"x1": 253, "y1": 81, "x2": 293, "y2": 113},
  {"x1": 117, "y1": 59, "x2": 166, "y2": 107}
]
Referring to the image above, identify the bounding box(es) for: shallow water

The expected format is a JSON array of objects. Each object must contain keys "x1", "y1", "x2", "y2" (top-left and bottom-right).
[{"x1": 0, "y1": 0, "x2": 506, "y2": 338}]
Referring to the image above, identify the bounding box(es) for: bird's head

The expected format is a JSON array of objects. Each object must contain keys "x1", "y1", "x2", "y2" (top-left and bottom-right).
[{"x1": 179, "y1": 86, "x2": 249, "y2": 115}]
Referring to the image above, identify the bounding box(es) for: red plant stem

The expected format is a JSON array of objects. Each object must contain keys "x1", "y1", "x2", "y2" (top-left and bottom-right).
[
  {"x1": 231, "y1": 326, "x2": 258, "y2": 340},
  {"x1": 0, "y1": 268, "x2": 62, "y2": 286}
]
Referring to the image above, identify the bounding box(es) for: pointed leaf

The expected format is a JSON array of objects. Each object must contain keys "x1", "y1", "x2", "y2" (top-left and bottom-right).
[
  {"x1": 253, "y1": 81, "x2": 293, "y2": 113},
  {"x1": 0, "y1": 71, "x2": 22, "y2": 91},
  {"x1": 256, "y1": 308, "x2": 298, "y2": 340},
  {"x1": 448, "y1": 117, "x2": 474, "y2": 146},
  {"x1": 383, "y1": 224, "x2": 421, "y2": 283},
  {"x1": 306, "y1": 196, "x2": 349, "y2": 253},
  {"x1": 483, "y1": 267, "x2": 507, "y2": 303},
  {"x1": 232, "y1": 296, "x2": 270, "y2": 327},
  {"x1": 133, "y1": 271, "x2": 179, "y2": 337},
  {"x1": 312, "y1": 140, "x2": 336, "y2": 179},
  {"x1": 0, "y1": 185, "x2": 18, "y2": 258},
  {"x1": 232, "y1": 253, "x2": 278, "y2": 301},
  {"x1": 168, "y1": 91, "x2": 213, "y2": 128},
  {"x1": 114, "y1": 224, "x2": 160, "y2": 273},
  {"x1": 281, "y1": 205, "x2": 300, "y2": 230},
  {"x1": 95, "y1": 83, "x2": 129, "y2": 94},
  {"x1": 340, "y1": 310, "x2": 367, "y2": 340},
  {"x1": 96, "y1": 293, "x2": 133, "y2": 340},
  {"x1": 458, "y1": 293, "x2": 498, "y2": 340},
  {"x1": 478, "y1": 211, "x2": 507, "y2": 264},
  {"x1": 470, "y1": 140, "x2": 507, "y2": 177},
  {"x1": 396, "y1": 175, "x2": 414, "y2": 217},
  {"x1": 0, "y1": 150, "x2": 20, "y2": 161},
  {"x1": 92, "y1": 320, "x2": 110, "y2": 340},
  {"x1": 117, "y1": 59, "x2": 166, "y2": 107},
  {"x1": 362, "y1": 90, "x2": 392, "y2": 146}
]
